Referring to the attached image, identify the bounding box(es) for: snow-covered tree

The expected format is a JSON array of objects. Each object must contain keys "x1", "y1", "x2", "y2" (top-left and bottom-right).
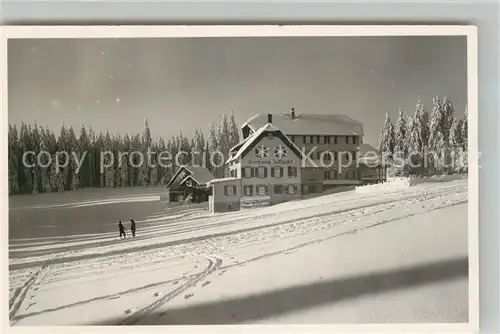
[
  {"x1": 414, "y1": 98, "x2": 430, "y2": 152},
  {"x1": 129, "y1": 134, "x2": 141, "y2": 187},
  {"x1": 149, "y1": 142, "x2": 159, "y2": 186},
  {"x1": 404, "y1": 115, "x2": 415, "y2": 155},
  {"x1": 393, "y1": 109, "x2": 407, "y2": 158},
  {"x1": 378, "y1": 112, "x2": 395, "y2": 162},
  {"x1": 427, "y1": 97, "x2": 445, "y2": 175},
  {"x1": 38, "y1": 126, "x2": 51, "y2": 192},
  {"x1": 449, "y1": 117, "x2": 464, "y2": 174},
  {"x1": 49, "y1": 153, "x2": 64, "y2": 192},
  {"x1": 228, "y1": 111, "x2": 240, "y2": 149},
  {"x1": 218, "y1": 115, "x2": 231, "y2": 168},
  {"x1": 441, "y1": 96, "x2": 455, "y2": 141},
  {"x1": 428, "y1": 96, "x2": 444, "y2": 151},
  {"x1": 404, "y1": 100, "x2": 428, "y2": 176},
  {"x1": 189, "y1": 129, "x2": 206, "y2": 167},
  {"x1": 208, "y1": 122, "x2": 220, "y2": 176},
  {"x1": 78, "y1": 125, "x2": 91, "y2": 188},
  {"x1": 102, "y1": 130, "x2": 115, "y2": 188},
  {"x1": 8, "y1": 125, "x2": 20, "y2": 194},
  {"x1": 461, "y1": 105, "x2": 468, "y2": 150},
  {"x1": 57, "y1": 125, "x2": 70, "y2": 190},
  {"x1": 157, "y1": 137, "x2": 168, "y2": 184},
  {"x1": 137, "y1": 119, "x2": 152, "y2": 186},
  {"x1": 68, "y1": 127, "x2": 80, "y2": 190},
  {"x1": 18, "y1": 123, "x2": 34, "y2": 193},
  {"x1": 449, "y1": 117, "x2": 462, "y2": 147}
]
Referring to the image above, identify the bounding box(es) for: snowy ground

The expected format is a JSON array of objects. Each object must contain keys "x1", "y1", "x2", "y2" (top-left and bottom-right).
[{"x1": 8, "y1": 179, "x2": 469, "y2": 325}]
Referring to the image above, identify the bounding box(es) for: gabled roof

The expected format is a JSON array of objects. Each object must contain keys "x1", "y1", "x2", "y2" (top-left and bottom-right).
[
  {"x1": 165, "y1": 165, "x2": 215, "y2": 188},
  {"x1": 227, "y1": 123, "x2": 305, "y2": 163},
  {"x1": 179, "y1": 175, "x2": 199, "y2": 187},
  {"x1": 242, "y1": 112, "x2": 364, "y2": 136},
  {"x1": 230, "y1": 136, "x2": 251, "y2": 153}
]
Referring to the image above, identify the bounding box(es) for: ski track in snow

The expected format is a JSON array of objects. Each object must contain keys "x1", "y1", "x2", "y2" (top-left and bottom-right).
[{"x1": 8, "y1": 180, "x2": 468, "y2": 325}]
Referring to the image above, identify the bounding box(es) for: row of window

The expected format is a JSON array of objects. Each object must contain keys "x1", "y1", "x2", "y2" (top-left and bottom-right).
[
  {"x1": 224, "y1": 184, "x2": 299, "y2": 197},
  {"x1": 231, "y1": 166, "x2": 358, "y2": 180},
  {"x1": 290, "y1": 135, "x2": 359, "y2": 145},
  {"x1": 307, "y1": 150, "x2": 358, "y2": 161},
  {"x1": 324, "y1": 169, "x2": 357, "y2": 180},
  {"x1": 240, "y1": 166, "x2": 299, "y2": 179}
]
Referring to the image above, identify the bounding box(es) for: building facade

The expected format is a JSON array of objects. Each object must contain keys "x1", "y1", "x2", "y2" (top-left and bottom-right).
[
  {"x1": 241, "y1": 109, "x2": 364, "y2": 194},
  {"x1": 207, "y1": 177, "x2": 242, "y2": 213},
  {"x1": 227, "y1": 121, "x2": 304, "y2": 206},
  {"x1": 207, "y1": 110, "x2": 388, "y2": 214}
]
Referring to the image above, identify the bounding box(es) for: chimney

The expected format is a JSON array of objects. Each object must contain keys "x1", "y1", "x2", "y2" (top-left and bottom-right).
[
  {"x1": 267, "y1": 113, "x2": 272, "y2": 124},
  {"x1": 290, "y1": 108, "x2": 296, "y2": 120}
]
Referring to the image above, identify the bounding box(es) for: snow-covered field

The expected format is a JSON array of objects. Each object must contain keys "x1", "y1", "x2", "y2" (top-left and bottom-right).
[{"x1": 8, "y1": 179, "x2": 469, "y2": 325}]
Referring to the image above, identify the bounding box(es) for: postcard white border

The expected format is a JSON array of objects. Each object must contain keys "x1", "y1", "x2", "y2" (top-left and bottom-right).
[{"x1": 0, "y1": 25, "x2": 479, "y2": 334}]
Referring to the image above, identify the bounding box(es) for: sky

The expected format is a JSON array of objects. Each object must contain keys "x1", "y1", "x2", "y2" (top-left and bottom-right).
[{"x1": 8, "y1": 36, "x2": 467, "y2": 146}]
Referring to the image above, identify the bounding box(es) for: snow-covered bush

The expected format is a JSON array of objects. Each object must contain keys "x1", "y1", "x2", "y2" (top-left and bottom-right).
[{"x1": 355, "y1": 178, "x2": 410, "y2": 193}]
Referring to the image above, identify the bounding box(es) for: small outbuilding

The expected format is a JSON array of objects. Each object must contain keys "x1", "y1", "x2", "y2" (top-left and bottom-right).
[
  {"x1": 358, "y1": 144, "x2": 389, "y2": 185},
  {"x1": 165, "y1": 165, "x2": 215, "y2": 203}
]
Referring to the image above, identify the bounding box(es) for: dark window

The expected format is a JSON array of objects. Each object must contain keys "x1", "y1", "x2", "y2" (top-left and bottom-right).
[{"x1": 243, "y1": 185, "x2": 253, "y2": 196}]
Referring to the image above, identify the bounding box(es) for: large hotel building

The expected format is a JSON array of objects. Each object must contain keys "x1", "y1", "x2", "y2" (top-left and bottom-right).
[{"x1": 206, "y1": 109, "x2": 387, "y2": 213}]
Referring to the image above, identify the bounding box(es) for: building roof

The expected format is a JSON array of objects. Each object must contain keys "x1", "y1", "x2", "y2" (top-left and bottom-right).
[
  {"x1": 207, "y1": 177, "x2": 240, "y2": 185},
  {"x1": 242, "y1": 112, "x2": 364, "y2": 136},
  {"x1": 165, "y1": 165, "x2": 215, "y2": 188},
  {"x1": 227, "y1": 122, "x2": 305, "y2": 163},
  {"x1": 230, "y1": 136, "x2": 251, "y2": 153}
]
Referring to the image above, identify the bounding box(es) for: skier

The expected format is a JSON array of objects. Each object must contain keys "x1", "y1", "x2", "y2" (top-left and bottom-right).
[
  {"x1": 130, "y1": 219, "x2": 136, "y2": 237},
  {"x1": 119, "y1": 220, "x2": 126, "y2": 239}
]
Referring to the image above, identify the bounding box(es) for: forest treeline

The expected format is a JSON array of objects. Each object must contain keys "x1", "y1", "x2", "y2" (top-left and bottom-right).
[
  {"x1": 8, "y1": 96, "x2": 469, "y2": 195},
  {"x1": 378, "y1": 96, "x2": 468, "y2": 176},
  {"x1": 8, "y1": 113, "x2": 240, "y2": 195}
]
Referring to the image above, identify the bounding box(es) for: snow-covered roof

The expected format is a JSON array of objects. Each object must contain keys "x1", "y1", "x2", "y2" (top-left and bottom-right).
[
  {"x1": 165, "y1": 165, "x2": 215, "y2": 188},
  {"x1": 207, "y1": 177, "x2": 240, "y2": 185},
  {"x1": 227, "y1": 123, "x2": 304, "y2": 164},
  {"x1": 242, "y1": 112, "x2": 364, "y2": 136},
  {"x1": 179, "y1": 175, "x2": 200, "y2": 187},
  {"x1": 230, "y1": 136, "x2": 251, "y2": 153}
]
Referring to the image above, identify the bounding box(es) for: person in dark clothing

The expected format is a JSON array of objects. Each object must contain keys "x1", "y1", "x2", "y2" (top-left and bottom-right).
[
  {"x1": 130, "y1": 219, "x2": 136, "y2": 237},
  {"x1": 119, "y1": 220, "x2": 126, "y2": 238}
]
